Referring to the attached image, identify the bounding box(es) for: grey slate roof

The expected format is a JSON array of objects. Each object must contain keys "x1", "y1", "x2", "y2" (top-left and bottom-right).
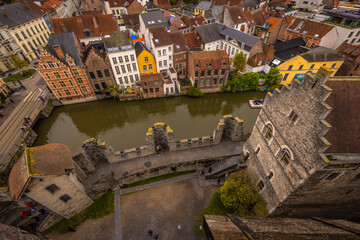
[
  {"x1": 195, "y1": 1, "x2": 212, "y2": 10},
  {"x1": 134, "y1": 41, "x2": 149, "y2": 56},
  {"x1": 45, "y1": 32, "x2": 83, "y2": 67},
  {"x1": 0, "y1": 2, "x2": 42, "y2": 28},
  {"x1": 195, "y1": 23, "x2": 260, "y2": 51},
  {"x1": 103, "y1": 31, "x2": 134, "y2": 52},
  {"x1": 301, "y1": 47, "x2": 343, "y2": 62},
  {"x1": 140, "y1": 10, "x2": 168, "y2": 28}
]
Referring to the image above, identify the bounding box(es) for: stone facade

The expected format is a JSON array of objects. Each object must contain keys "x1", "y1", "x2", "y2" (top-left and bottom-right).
[
  {"x1": 84, "y1": 47, "x2": 116, "y2": 93},
  {"x1": 243, "y1": 67, "x2": 360, "y2": 220}
]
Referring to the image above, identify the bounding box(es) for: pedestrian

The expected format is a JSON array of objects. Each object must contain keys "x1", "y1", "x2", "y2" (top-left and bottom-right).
[
  {"x1": 23, "y1": 122, "x2": 29, "y2": 128},
  {"x1": 22, "y1": 85, "x2": 26, "y2": 90},
  {"x1": 38, "y1": 96, "x2": 45, "y2": 102},
  {"x1": 24, "y1": 117, "x2": 29, "y2": 123},
  {"x1": 12, "y1": 82, "x2": 17, "y2": 86},
  {"x1": 66, "y1": 226, "x2": 76, "y2": 232},
  {"x1": 147, "y1": 229, "x2": 153, "y2": 236},
  {"x1": 20, "y1": 211, "x2": 28, "y2": 218}
]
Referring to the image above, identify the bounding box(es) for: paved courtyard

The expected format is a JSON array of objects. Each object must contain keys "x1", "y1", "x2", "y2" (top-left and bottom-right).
[{"x1": 46, "y1": 178, "x2": 219, "y2": 240}]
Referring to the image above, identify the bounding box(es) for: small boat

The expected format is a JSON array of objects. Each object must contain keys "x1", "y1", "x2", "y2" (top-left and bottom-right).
[{"x1": 249, "y1": 99, "x2": 264, "y2": 109}]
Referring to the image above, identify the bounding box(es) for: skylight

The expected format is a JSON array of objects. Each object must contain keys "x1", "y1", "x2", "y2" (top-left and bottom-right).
[
  {"x1": 151, "y1": 21, "x2": 155, "y2": 24},
  {"x1": 158, "y1": 20, "x2": 161, "y2": 22},
  {"x1": 176, "y1": 45, "x2": 180, "y2": 49},
  {"x1": 314, "y1": 34, "x2": 319, "y2": 37},
  {"x1": 155, "y1": 39, "x2": 159, "y2": 43}
]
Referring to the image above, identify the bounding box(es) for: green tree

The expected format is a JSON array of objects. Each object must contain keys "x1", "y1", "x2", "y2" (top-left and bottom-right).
[
  {"x1": 106, "y1": 85, "x2": 121, "y2": 99},
  {"x1": 265, "y1": 67, "x2": 281, "y2": 89},
  {"x1": 9, "y1": 54, "x2": 28, "y2": 74},
  {"x1": 220, "y1": 170, "x2": 267, "y2": 216},
  {"x1": 232, "y1": 52, "x2": 247, "y2": 73},
  {"x1": 186, "y1": 86, "x2": 204, "y2": 97},
  {"x1": 170, "y1": 0, "x2": 177, "y2": 4},
  {"x1": 222, "y1": 72, "x2": 260, "y2": 92},
  {"x1": 242, "y1": 72, "x2": 260, "y2": 91}
]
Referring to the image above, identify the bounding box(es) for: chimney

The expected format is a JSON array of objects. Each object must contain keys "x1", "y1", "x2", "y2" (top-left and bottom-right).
[
  {"x1": 1, "y1": 8, "x2": 8, "y2": 17},
  {"x1": 92, "y1": 15, "x2": 98, "y2": 28},
  {"x1": 53, "y1": 45, "x2": 64, "y2": 58}
]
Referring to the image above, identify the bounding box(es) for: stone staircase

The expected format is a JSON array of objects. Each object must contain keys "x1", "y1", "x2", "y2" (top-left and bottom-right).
[
  {"x1": 204, "y1": 155, "x2": 246, "y2": 178},
  {"x1": 91, "y1": 179, "x2": 119, "y2": 191}
]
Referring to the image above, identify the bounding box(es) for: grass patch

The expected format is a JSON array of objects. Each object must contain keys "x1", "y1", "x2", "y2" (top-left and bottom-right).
[
  {"x1": 43, "y1": 190, "x2": 114, "y2": 234},
  {"x1": 122, "y1": 170, "x2": 196, "y2": 189},
  {"x1": 203, "y1": 192, "x2": 232, "y2": 216},
  {"x1": 3, "y1": 69, "x2": 35, "y2": 82}
]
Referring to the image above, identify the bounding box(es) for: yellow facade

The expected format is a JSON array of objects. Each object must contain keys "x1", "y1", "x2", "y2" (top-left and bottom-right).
[
  {"x1": 194, "y1": 9, "x2": 203, "y2": 16},
  {"x1": 278, "y1": 55, "x2": 344, "y2": 85},
  {"x1": 137, "y1": 49, "x2": 157, "y2": 75}
]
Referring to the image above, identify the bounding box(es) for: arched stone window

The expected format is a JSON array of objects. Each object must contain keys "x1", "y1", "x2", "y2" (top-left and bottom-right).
[
  {"x1": 264, "y1": 124, "x2": 273, "y2": 141},
  {"x1": 277, "y1": 147, "x2": 293, "y2": 165}
]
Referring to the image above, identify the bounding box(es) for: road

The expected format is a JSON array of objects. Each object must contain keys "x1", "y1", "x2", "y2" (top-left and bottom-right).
[{"x1": 0, "y1": 70, "x2": 50, "y2": 168}]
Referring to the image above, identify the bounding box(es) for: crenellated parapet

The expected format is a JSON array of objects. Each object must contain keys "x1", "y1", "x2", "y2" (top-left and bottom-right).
[{"x1": 74, "y1": 115, "x2": 248, "y2": 165}]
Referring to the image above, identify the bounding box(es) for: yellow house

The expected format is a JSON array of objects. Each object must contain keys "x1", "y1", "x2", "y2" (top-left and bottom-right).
[
  {"x1": 135, "y1": 42, "x2": 157, "y2": 75},
  {"x1": 277, "y1": 47, "x2": 344, "y2": 85},
  {"x1": 194, "y1": 1, "x2": 212, "y2": 16}
]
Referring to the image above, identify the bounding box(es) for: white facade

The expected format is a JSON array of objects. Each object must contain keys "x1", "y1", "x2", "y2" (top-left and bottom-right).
[
  {"x1": 104, "y1": 1, "x2": 127, "y2": 20},
  {"x1": 204, "y1": 39, "x2": 250, "y2": 62},
  {"x1": 163, "y1": 68, "x2": 177, "y2": 95},
  {"x1": 137, "y1": 0, "x2": 149, "y2": 6},
  {"x1": 107, "y1": 49, "x2": 140, "y2": 89},
  {"x1": 153, "y1": 45, "x2": 173, "y2": 73}
]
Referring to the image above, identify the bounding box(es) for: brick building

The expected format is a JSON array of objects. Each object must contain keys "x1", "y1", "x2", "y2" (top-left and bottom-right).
[
  {"x1": 242, "y1": 68, "x2": 360, "y2": 220},
  {"x1": 140, "y1": 73, "x2": 164, "y2": 98},
  {"x1": 336, "y1": 42, "x2": 360, "y2": 76},
  {"x1": 188, "y1": 50, "x2": 230, "y2": 92},
  {"x1": 83, "y1": 43, "x2": 116, "y2": 93},
  {"x1": 38, "y1": 32, "x2": 96, "y2": 103},
  {"x1": 169, "y1": 31, "x2": 187, "y2": 78},
  {"x1": 8, "y1": 143, "x2": 93, "y2": 219}
]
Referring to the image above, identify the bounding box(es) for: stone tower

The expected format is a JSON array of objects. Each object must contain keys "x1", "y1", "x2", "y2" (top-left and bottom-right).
[{"x1": 243, "y1": 67, "x2": 360, "y2": 220}]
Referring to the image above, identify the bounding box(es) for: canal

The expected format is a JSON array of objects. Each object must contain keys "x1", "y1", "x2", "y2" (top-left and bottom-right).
[{"x1": 33, "y1": 92, "x2": 266, "y2": 152}]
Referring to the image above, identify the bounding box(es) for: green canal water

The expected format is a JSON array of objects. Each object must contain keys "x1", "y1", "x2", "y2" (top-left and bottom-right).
[{"x1": 33, "y1": 92, "x2": 266, "y2": 152}]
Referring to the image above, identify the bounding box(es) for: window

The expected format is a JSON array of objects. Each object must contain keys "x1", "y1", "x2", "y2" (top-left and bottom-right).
[
  {"x1": 15, "y1": 33, "x2": 22, "y2": 41},
  {"x1": 163, "y1": 49, "x2": 166, "y2": 55},
  {"x1": 129, "y1": 75, "x2": 134, "y2": 83},
  {"x1": 127, "y1": 64, "x2": 131, "y2": 72},
  {"x1": 57, "y1": 91, "x2": 61, "y2": 97},
  {"x1": 310, "y1": 64, "x2": 315, "y2": 69},
  {"x1": 288, "y1": 65, "x2": 293, "y2": 70},
  {"x1": 325, "y1": 172, "x2": 341, "y2": 181},
  {"x1": 207, "y1": 70, "x2": 212, "y2": 76},
  {"x1": 121, "y1": 65, "x2": 126, "y2": 73},
  {"x1": 35, "y1": 25, "x2": 40, "y2": 32},
  {"x1": 264, "y1": 124, "x2": 273, "y2": 141},
  {"x1": 104, "y1": 69, "x2": 110, "y2": 76},
  {"x1": 101, "y1": 82, "x2": 107, "y2": 89},
  {"x1": 112, "y1": 57, "x2": 117, "y2": 64},
  {"x1": 158, "y1": 50, "x2": 161, "y2": 57},
  {"x1": 124, "y1": 76, "x2": 129, "y2": 84},
  {"x1": 115, "y1": 66, "x2": 120, "y2": 74},
  {"x1": 130, "y1": 55, "x2": 135, "y2": 61},
  {"x1": 65, "y1": 89, "x2": 71, "y2": 96},
  {"x1": 164, "y1": 60, "x2": 167, "y2": 66},
  {"x1": 47, "y1": 61, "x2": 55, "y2": 68},
  {"x1": 59, "y1": 81, "x2": 65, "y2": 87},
  {"x1": 97, "y1": 70, "x2": 103, "y2": 78},
  {"x1": 54, "y1": 72, "x2": 61, "y2": 79},
  {"x1": 59, "y1": 194, "x2": 72, "y2": 203},
  {"x1": 213, "y1": 79, "x2": 217, "y2": 85},
  {"x1": 84, "y1": 29, "x2": 91, "y2": 37},
  {"x1": 30, "y1": 27, "x2": 36, "y2": 35},
  {"x1": 348, "y1": 31, "x2": 354, "y2": 38},
  {"x1": 283, "y1": 73, "x2": 289, "y2": 81},
  {"x1": 124, "y1": 55, "x2": 129, "y2": 62},
  {"x1": 143, "y1": 65, "x2": 147, "y2": 71},
  {"x1": 26, "y1": 29, "x2": 31, "y2": 37},
  {"x1": 51, "y1": 82, "x2": 56, "y2": 88},
  {"x1": 93, "y1": 60, "x2": 99, "y2": 67},
  {"x1": 289, "y1": 110, "x2": 298, "y2": 123},
  {"x1": 267, "y1": 171, "x2": 274, "y2": 180},
  {"x1": 118, "y1": 77, "x2": 123, "y2": 84},
  {"x1": 72, "y1": 69, "x2": 79, "y2": 75},
  {"x1": 40, "y1": 35, "x2": 45, "y2": 43},
  {"x1": 201, "y1": 71, "x2": 205, "y2": 76},
  {"x1": 214, "y1": 69, "x2": 218, "y2": 75},
  {"x1": 135, "y1": 74, "x2": 139, "y2": 81},
  {"x1": 69, "y1": 80, "x2": 73, "y2": 86},
  {"x1": 159, "y1": 61, "x2": 162, "y2": 67},
  {"x1": 132, "y1": 63, "x2": 137, "y2": 71},
  {"x1": 221, "y1": 69, "x2": 225, "y2": 75},
  {"x1": 81, "y1": 86, "x2": 87, "y2": 92},
  {"x1": 303, "y1": 1, "x2": 308, "y2": 4},
  {"x1": 150, "y1": 88, "x2": 153, "y2": 93},
  {"x1": 45, "y1": 73, "x2": 50, "y2": 79},
  {"x1": 155, "y1": 87, "x2": 159, "y2": 92},
  {"x1": 278, "y1": 149, "x2": 291, "y2": 165},
  {"x1": 21, "y1": 31, "x2": 27, "y2": 39},
  {"x1": 257, "y1": 180, "x2": 264, "y2": 191},
  {"x1": 299, "y1": 65, "x2": 303, "y2": 70},
  {"x1": 32, "y1": 39, "x2": 38, "y2": 47},
  {"x1": 331, "y1": 63, "x2": 336, "y2": 68},
  {"x1": 45, "y1": 184, "x2": 60, "y2": 194},
  {"x1": 119, "y1": 56, "x2": 123, "y2": 63},
  {"x1": 145, "y1": 57, "x2": 149, "y2": 63},
  {"x1": 255, "y1": 146, "x2": 260, "y2": 154},
  {"x1": 89, "y1": 71, "x2": 96, "y2": 79},
  {"x1": 168, "y1": 46, "x2": 171, "y2": 51},
  {"x1": 77, "y1": 78, "x2": 84, "y2": 84},
  {"x1": 95, "y1": 83, "x2": 100, "y2": 90}
]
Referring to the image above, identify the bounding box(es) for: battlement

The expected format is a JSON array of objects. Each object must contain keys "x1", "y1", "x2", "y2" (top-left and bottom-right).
[{"x1": 76, "y1": 115, "x2": 248, "y2": 164}]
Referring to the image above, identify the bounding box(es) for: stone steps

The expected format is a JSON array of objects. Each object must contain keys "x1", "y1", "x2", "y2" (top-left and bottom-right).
[{"x1": 204, "y1": 156, "x2": 242, "y2": 178}]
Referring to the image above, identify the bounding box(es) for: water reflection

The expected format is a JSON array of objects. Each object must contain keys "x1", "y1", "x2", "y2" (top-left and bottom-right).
[{"x1": 33, "y1": 92, "x2": 265, "y2": 152}]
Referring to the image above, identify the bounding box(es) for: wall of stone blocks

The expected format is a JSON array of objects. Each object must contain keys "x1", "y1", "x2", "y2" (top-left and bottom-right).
[{"x1": 25, "y1": 173, "x2": 93, "y2": 219}]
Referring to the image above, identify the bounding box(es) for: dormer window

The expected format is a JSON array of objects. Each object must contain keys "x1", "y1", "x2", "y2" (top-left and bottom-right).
[{"x1": 84, "y1": 29, "x2": 91, "y2": 38}]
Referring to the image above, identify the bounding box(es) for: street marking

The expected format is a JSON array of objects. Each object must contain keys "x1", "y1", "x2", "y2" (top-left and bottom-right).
[{"x1": 22, "y1": 91, "x2": 33, "y2": 102}]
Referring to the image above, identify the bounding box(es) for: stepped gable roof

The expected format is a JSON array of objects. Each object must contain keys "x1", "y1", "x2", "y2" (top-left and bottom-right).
[
  {"x1": 52, "y1": 14, "x2": 118, "y2": 39},
  {"x1": 195, "y1": 23, "x2": 260, "y2": 51},
  {"x1": 169, "y1": 31, "x2": 187, "y2": 53},
  {"x1": 195, "y1": 1, "x2": 212, "y2": 10},
  {"x1": 189, "y1": 50, "x2": 229, "y2": 69},
  {"x1": 45, "y1": 32, "x2": 83, "y2": 66},
  {"x1": 9, "y1": 143, "x2": 75, "y2": 200},
  {"x1": 185, "y1": 31, "x2": 201, "y2": 49},
  {"x1": 134, "y1": 41, "x2": 149, "y2": 56},
  {"x1": 0, "y1": 2, "x2": 42, "y2": 28},
  {"x1": 287, "y1": 18, "x2": 334, "y2": 39},
  {"x1": 140, "y1": 73, "x2": 163, "y2": 82},
  {"x1": 148, "y1": 25, "x2": 172, "y2": 47},
  {"x1": 300, "y1": 47, "x2": 343, "y2": 62},
  {"x1": 325, "y1": 78, "x2": 360, "y2": 154},
  {"x1": 140, "y1": 10, "x2": 168, "y2": 28},
  {"x1": 83, "y1": 41, "x2": 106, "y2": 59}
]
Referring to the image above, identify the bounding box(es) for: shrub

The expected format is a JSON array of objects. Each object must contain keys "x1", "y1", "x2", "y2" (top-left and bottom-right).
[{"x1": 186, "y1": 86, "x2": 204, "y2": 97}]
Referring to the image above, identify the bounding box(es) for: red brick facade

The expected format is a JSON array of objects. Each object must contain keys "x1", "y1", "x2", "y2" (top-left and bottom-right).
[
  {"x1": 140, "y1": 73, "x2": 164, "y2": 98},
  {"x1": 38, "y1": 50, "x2": 95, "y2": 103}
]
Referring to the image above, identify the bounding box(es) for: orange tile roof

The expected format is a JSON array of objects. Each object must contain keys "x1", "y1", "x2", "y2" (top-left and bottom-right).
[
  {"x1": 287, "y1": 18, "x2": 335, "y2": 39},
  {"x1": 41, "y1": 0, "x2": 63, "y2": 12},
  {"x1": 189, "y1": 50, "x2": 230, "y2": 70},
  {"x1": 164, "y1": 10, "x2": 186, "y2": 30},
  {"x1": 267, "y1": 17, "x2": 282, "y2": 32},
  {"x1": 8, "y1": 154, "x2": 29, "y2": 200},
  {"x1": 185, "y1": 31, "x2": 201, "y2": 49},
  {"x1": 141, "y1": 73, "x2": 163, "y2": 82},
  {"x1": 52, "y1": 14, "x2": 118, "y2": 39}
]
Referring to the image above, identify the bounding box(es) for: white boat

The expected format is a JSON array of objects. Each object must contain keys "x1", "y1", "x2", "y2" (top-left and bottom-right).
[{"x1": 249, "y1": 99, "x2": 264, "y2": 109}]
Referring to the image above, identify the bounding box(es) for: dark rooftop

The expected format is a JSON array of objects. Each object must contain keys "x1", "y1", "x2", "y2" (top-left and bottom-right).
[
  {"x1": 140, "y1": 10, "x2": 168, "y2": 28},
  {"x1": 273, "y1": 37, "x2": 309, "y2": 61},
  {"x1": 0, "y1": 2, "x2": 42, "y2": 28},
  {"x1": 301, "y1": 47, "x2": 343, "y2": 62}
]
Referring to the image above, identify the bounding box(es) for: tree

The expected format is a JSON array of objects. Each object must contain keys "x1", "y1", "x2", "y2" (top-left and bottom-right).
[
  {"x1": 106, "y1": 85, "x2": 121, "y2": 99},
  {"x1": 265, "y1": 67, "x2": 281, "y2": 89},
  {"x1": 222, "y1": 72, "x2": 261, "y2": 92},
  {"x1": 9, "y1": 54, "x2": 28, "y2": 74},
  {"x1": 242, "y1": 72, "x2": 261, "y2": 91},
  {"x1": 186, "y1": 86, "x2": 204, "y2": 97},
  {"x1": 219, "y1": 170, "x2": 267, "y2": 216},
  {"x1": 232, "y1": 52, "x2": 247, "y2": 73}
]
